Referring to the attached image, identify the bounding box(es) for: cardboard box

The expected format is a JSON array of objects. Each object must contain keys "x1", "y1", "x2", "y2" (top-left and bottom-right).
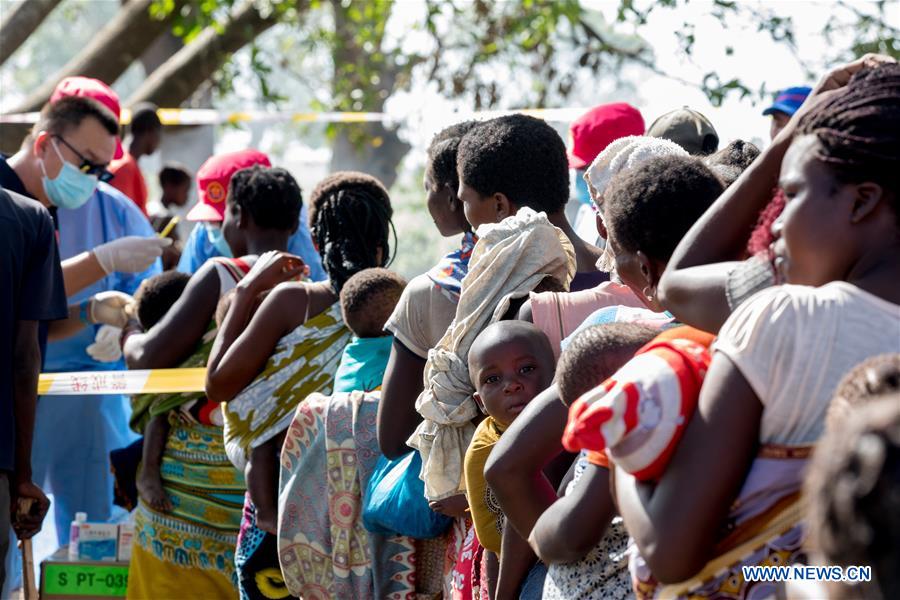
[
  {"x1": 40, "y1": 548, "x2": 128, "y2": 599},
  {"x1": 116, "y1": 523, "x2": 134, "y2": 562},
  {"x1": 77, "y1": 523, "x2": 118, "y2": 562}
]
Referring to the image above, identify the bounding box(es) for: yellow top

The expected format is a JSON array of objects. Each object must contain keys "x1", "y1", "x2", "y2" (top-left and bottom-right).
[{"x1": 463, "y1": 416, "x2": 507, "y2": 554}]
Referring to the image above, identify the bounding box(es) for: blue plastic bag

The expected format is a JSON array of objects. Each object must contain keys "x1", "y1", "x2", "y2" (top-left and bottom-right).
[{"x1": 362, "y1": 450, "x2": 453, "y2": 538}]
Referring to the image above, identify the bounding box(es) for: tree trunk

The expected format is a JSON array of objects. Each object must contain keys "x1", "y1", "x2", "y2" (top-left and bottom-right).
[
  {"x1": 327, "y1": 0, "x2": 409, "y2": 188},
  {"x1": 0, "y1": 0, "x2": 63, "y2": 67},
  {"x1": 139, "y1": 30, "x2": 217, "y2": 213},
  {"x1": 140, "y1": 31, "x2": 184, "y2": 74},
  {"x1": 126, "y1": 2, "x2": 279, "y2": 107},
  {"x1": 12, "y1": 0, "x2": 187, "y2": 113},
  {"x1": 330, "y1": 124, "x2": 410, "y2": 189}
]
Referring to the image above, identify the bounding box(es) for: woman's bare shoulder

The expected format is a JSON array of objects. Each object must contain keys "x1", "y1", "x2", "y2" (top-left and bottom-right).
[{"x1": 266, "y1": 280, "x2": 337, "y2": 322}]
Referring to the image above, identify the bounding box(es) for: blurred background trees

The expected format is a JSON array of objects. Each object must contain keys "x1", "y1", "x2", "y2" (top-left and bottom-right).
[{"x1": 1, "y1": 0, "x2": 897, "y2": 275}]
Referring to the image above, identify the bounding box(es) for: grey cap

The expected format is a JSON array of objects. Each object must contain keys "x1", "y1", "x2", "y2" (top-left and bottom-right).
[{"x1": 647, "y1": 107, "x2": 719, "y2": 156}]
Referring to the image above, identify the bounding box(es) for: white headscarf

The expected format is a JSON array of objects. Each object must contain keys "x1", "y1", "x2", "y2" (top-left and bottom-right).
[
  {"x1": 585, "y1": 136, "x2": 689, "y2": 271},
  {"x1": 408, "y1": 208, "x2": 576, "y2": 500}
]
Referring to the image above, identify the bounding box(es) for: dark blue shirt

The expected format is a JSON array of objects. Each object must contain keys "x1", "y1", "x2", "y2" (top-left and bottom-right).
[
  {"x1": 0, "y1": 155, "x2": 28, "y2": 197},
  {"x1": 0, "y1": 187, "x2": 67, "y2": 471},
  {"x1": 1, "y1": 155, "x2": 57, "y2": 364}
]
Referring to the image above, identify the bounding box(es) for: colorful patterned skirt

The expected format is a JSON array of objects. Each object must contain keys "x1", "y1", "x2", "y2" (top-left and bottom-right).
[
  {"x1": 126, "y1": 421, "x2": 245, "y2": 599},
  {"x1": 278, "y1": 391, "x2": 416, "y2": 599},
  {"x1": 235, "y1": 496, "x2": 294, "y2": 600}
]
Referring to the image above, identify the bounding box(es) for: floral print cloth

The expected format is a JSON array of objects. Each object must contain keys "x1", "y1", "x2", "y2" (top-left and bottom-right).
[{"x1": 278, "y1": 391, "x2": 417, "y2": 599}]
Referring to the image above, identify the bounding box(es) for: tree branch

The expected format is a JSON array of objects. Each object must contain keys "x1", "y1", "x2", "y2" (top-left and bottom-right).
[
  {"x1": 578, "y1": 16, "x2": 699, "y2": 90},
  {"x1": 126, "y1": 1, "x2": 285, "y2": 107},
  {"x1": 0, "y1": 0, "x2": 63, "y2": 67},
  {"x1": 12, "y1": 0, "x2": 188, "y2": 113}
]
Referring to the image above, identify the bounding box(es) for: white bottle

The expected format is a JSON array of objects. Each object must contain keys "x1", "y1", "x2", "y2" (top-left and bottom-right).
[{"x1": 68, "y1": 512, "x2": 87, "y2": 560}]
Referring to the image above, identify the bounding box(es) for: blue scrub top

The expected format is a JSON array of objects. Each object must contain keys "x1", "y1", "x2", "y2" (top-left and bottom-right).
[
  {"x1": 176, "y1": 202, "x2": 326, "y2": 281},
  {"x1": 44, "y1": 182, "x2": 162, "y2": 372},
  {"x1": 36, "y1": 182, "x2": 159, "y2": 546}
]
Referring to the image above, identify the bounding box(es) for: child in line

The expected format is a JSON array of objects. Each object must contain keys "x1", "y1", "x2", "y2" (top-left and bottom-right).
[
  {"x1": 806, "y1": 390, "x2": 900, "y2": 600},
  {"x1": 463, "y1": 321, "x2": 556, "y2": 598},
  {"x1": 152, "y1": 163, "x2": 193, "y2": 269},
  {"x1": 133, "y1": 271, "x2": 191, "y2": 332},
  {"x1": 530, "y1": 323, "x2": 657, "y2": 600},
  {"x1": 562, "y1": 325, "x2": 715, "y2": 481},
  {"x1": 802, "y1": 353, "x2": 900, "y2": 600},
  {"x1": 334, "y1": 267, "x2": 407, "y2": 393},
  {"x1": 213, "y1": 284, "x2": 285, "y2": 534},
  {"x1": 213, "y1": 286, "x2": 281, "y2": 533},
  {"x1": 130, "y1": 271, "x2": 191, "y2": 512},
  {"x1": 825, "y1": 353, "x2": 900, "y2": 431},
  {"x1": 237, "y1": 267, "x2": 407, "y2": 534},
  {"x1": 158, "y1": 163, "x2": 192, "y2": 212}
]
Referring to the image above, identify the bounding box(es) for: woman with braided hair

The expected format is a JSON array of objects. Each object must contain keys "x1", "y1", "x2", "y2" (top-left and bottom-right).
[
  {"x1": 659, "y1": 56, "x2": 896, "y2": 334},
  {"x1": 611, "y1": 56, "x2": 900, "y2": 598},
  {"x1": 206, "y1": 171, "x2": 396, "y2": 600}
]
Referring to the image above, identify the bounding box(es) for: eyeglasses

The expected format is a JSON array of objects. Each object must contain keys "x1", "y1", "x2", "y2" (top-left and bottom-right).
[{"x1": 53, "y1": 135, "x2": 114, "y2": 182}]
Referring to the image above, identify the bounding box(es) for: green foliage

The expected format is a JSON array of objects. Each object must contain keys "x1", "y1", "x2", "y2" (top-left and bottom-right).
[
  {"x1": 1, "y1": 1, "x2": 126, "y2": 105},
  {"x1": 421, "y1": 0, "x2": 631, "y2": 110},
  {"x1": 822, "y1": 0, "x2": 900, "y2": 63},
  {"x1": 149, "y1": 0, "x2": 648, "y2": 115},
  {"x1": 140, "y1": 0, "x2": 899, "y2": 163},
  {"x1": 149, "y1": 0, "x2": 897, "y2": 117},
  {"x1": 611, "y1": 0, "x2": 899, "y2": 105}
]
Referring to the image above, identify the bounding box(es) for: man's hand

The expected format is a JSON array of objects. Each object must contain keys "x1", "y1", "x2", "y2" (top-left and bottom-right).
[
  {"x1": 12, "y1": 481, "x2": 50, "y2": 540},
  {"x1": 89, "y1": 291, "x2": 135, "y2": 328},
  {"x1": 92, "y1": 236, "x2": 172, "y2": 274}
]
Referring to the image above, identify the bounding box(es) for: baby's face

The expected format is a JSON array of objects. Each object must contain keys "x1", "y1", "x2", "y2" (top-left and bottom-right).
[{"x1": 471, "y1": 337, "x2": 552, "y2": 428}]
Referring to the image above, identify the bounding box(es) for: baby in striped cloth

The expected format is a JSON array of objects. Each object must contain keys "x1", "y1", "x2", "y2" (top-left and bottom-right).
[{"x1": 562, "y1": 326, "x2": 714, "y2": 480}]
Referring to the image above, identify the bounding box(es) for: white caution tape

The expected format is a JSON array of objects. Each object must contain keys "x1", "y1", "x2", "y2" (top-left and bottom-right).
[
  {"x1": 38, "y1": 368, "x2": 206, "y2": 396},
  {"x1": 1, "y1": 106, "x2": 590, "y2": 126}
]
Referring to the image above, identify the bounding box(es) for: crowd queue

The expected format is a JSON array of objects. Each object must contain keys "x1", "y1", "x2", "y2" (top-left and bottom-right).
[{"x1": 1, "y1": 53, "x2": 899, "y2": 600}]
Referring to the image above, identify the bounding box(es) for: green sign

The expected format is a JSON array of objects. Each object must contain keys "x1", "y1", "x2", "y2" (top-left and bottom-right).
[{"x1": 42, "y1": 562, "x2": 128, "y2": 597}]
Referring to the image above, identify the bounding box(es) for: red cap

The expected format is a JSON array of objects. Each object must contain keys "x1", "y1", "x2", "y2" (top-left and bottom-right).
[
  {"x1": 186, "y1": 149, "x2": 271, "y2": 222},
  {"x1": 567, "y1": 102, "x2": 645, "y2": 169},
  {"x1": 51, "y1": 76, "x2": 124, "y2": 160}
]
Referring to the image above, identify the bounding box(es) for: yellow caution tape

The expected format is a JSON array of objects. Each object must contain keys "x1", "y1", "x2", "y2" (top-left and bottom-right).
[
  {"x1": 1, "y1": 106, "x2": 589, "y2": 126},
  {"x1": 0, "y1": 109, "x2": 388, "y2": 126},
  {"x1": 38, "y1": 368, "x2": 206, "y2": 396}
]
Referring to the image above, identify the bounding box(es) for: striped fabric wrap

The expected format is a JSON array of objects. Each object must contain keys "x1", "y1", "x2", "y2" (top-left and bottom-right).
[
  {"x1": 223, "y1": 303, "x2": 352, "y2": 471},
  {"x1": 129, "y1": 421, "x2": 246, "y2": 596},
  {"x1": 562, "y1": 327, "x2": 714, "y2": 480}
]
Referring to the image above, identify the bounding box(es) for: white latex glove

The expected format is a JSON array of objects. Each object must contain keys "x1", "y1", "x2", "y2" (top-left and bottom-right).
[
  {"x1": 92, "y1": 236, "x2": 172, "y2": 274},
  {"x1": 89, "y1": 291, "x2": 135, "y2": 328},
  {"x1": 86, "y1": 325, "x2": 123, "y2": 362}
]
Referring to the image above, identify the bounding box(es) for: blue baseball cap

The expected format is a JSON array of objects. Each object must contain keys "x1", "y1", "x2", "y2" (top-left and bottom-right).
[{"x1": 762, "y1": 86, "x2": 812, "y2": 117}]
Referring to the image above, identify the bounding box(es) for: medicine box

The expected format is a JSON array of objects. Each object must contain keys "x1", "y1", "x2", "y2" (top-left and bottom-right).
[
  {"x1": 77, "y1": 522, "x2": 119, "y2": 562},
  {"x1": 116, "y1": 522, "x2": 134, "y2": 562}
]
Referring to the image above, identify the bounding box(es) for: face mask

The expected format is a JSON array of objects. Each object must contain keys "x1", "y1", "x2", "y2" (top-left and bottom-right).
[
  {"x1": 573, "y1": 172, "x2": 592, "y2": 206},
  {"x1": 40, "y1": 139, "x2": 98, "y2": 210},
  {"x1": 204, "y1": 222, "x2": 233, "y2": 258}
]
